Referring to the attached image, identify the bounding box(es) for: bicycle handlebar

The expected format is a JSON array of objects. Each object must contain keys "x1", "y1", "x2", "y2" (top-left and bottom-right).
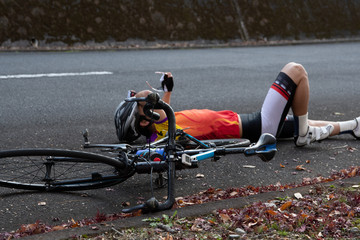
[
  {"x1": 143, "y1": 103, "x2": 160, "y2": 121},
  {"x1": 125, "y1": 95, "x2": 161, "y2": 121},
  {"x1": 124, "y1": 97, "x2": 146, "y2": 102}
]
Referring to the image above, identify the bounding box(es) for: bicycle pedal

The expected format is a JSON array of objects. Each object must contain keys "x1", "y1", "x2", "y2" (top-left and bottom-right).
[{"x1": 181, "y1": 154, "x2": 193, "y2": 166}]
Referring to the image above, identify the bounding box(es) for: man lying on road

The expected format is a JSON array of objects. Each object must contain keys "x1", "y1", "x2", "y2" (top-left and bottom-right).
[{"x1": 115, "y1": 62, "x2": 360, "y2": 146}]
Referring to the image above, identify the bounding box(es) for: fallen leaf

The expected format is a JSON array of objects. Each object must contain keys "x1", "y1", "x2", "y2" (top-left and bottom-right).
[
  {"x1": 133, "y1": 209, "x2": 142, "y2": 217},
  {"x1": 306, "y1": 160, "x2": 310, "y2": 164},
  {"x1": 329, "y1": 210, "x2": 341, "y2": 217},
  {"x1": 300, "y1": 213, "x2": 309, "y2": 218},
  {"x1": 349, "y1": 167, "x2": 358, "y2": 177},
  {"x1": 280, "y1": 164, "x2": 285, "y2": 168},
  {"x1": 327, "y1": 194, "x2": 335, "y2": 200},
  {"x1": 248, "y1": 221, "x2": 258, "y2": 227},
  {"x1": 243, "y1": 165, "x2": 256, "y2": 168},
  {"x1": 266, "y1": 209, "x2": 277, "y2": 216},
  {"x1": 70, "y1": 219, "x2": 80, "y2": 228},
  {"x1": 208, "y1": 219, "x2": 216, "y2": 224},
  {"x1": 265, "y1": 202, "x2": 277, "y2": 208},
  {"x1": 279, "y1": 201, "x2": 292, "y2": 211},
  {"x1": 52, "y1": 225, "x2": 65, "y2": 231},
  {"x1": 219, "y1": 213, "x2": 231, "y2": 223},
  {"x1": 348, "y1": 147, "x2": 357, "y2": 152},
  {"x1": 230, "y1": 191, "x2": 238, "y2": 197},
  {"x1": 294, "y1": 192, "x2": 303, "y2": 199},
  {"x1": 296, "y1": 165, "x2": 306, "y2": 171},
  {"x1": 190, "y1": 224, "x2": 202, "y2": 232},
  {"x1": 297, "y1": 224, "x2": 306, "y2": 233},
  {"x1": 348, "y1": 210, "x2": 355, "y2": 217}
]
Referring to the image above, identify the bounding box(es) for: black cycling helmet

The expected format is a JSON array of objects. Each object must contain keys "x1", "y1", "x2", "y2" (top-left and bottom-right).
[{"x1": 114, "y1": 99, "x2": 141, "y2": 142}]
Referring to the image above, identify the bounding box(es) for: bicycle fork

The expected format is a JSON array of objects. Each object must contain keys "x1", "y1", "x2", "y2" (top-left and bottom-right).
[{"x1": 123, "y1": 93, "x2": 177, "y2": 213}]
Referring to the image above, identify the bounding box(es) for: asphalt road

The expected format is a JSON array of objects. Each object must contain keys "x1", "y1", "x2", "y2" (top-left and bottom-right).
[{"x1": 1, "y1": 42, "x2": 360, "y2": 232}]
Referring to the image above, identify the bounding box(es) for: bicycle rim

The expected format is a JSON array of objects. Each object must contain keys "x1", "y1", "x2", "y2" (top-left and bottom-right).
[{"x1": 0, "y1": 149, "x2": 133, "y2": 191}]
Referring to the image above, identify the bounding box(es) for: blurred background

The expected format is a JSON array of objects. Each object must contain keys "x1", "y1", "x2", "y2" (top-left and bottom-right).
[{"x1": 1, "y1": 0, "x2": 360, "y2": 50}]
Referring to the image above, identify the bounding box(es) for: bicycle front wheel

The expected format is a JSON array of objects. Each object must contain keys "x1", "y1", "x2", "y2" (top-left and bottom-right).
[{"x1": 0, "y1": 149, "x2": 133, "y2": 191}]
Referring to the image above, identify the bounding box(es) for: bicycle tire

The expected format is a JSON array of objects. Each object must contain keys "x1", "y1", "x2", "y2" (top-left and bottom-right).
[{"x1": 0, "y1": 148, "x2": 134, "y2": 191}]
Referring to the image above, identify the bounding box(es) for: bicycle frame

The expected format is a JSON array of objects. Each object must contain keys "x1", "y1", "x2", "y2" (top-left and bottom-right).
[{"x1": 83, "y1": 92, "x2": 277, "y2": 213}]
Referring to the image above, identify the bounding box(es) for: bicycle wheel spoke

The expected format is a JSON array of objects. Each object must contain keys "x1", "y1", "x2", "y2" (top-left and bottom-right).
[
  {"x1": 1, "y1": 156, "x2": 43, "y2": 183},
  {"x1": 0, "y1": 149, "x2": 129, "y2": 191}
]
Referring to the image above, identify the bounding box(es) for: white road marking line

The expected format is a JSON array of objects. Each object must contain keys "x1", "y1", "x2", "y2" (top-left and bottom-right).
[{"x1": 0, "y1": 71, "x2": 113, "y2": 79}]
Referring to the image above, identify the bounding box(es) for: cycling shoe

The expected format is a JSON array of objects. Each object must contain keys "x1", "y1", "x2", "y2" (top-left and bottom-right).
[
  {"x1": 352, "y1": 117, "x2": 360, "y2": 140},
  {"x1": 295, "y1": 124, "x2": 334, "y2": 147}
]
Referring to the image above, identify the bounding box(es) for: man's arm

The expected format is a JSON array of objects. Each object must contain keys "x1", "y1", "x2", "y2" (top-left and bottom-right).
[
  {"x1": 162, "y1": 91, "x2": 171, "y2": 105},
  {"x1": 135, "y1": 72, "x2": 174, "y2": 121},
  {"x1": 160, "y1": 72, "x2": 173, "y2": 105}
]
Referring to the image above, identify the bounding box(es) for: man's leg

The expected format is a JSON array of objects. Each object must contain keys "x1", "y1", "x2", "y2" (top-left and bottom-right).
[
  {"x1": 281, "y1": 62, "x2": 335, "y2": 146},
  {"x1": 261, "y1": 62, "x2": 359, "y2": 145},
  {"x1": 288, "y1": 61, "x2": 360, "y2": 140},
  {"x1": 260, "y1": 64, "x2": 298, "y2": 138},
  {"x1": 278, "y1": 115, "x2": 360, "y2": 140},
  {"x1": 308, "y1": 118, "x2": 360, "y2": 139},
  {"x1": 281, "y1": 62, "x2": 309, "y2": 119}
]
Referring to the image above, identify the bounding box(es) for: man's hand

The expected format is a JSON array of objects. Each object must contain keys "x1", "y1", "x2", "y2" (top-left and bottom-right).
[{"x1": 160, "y1": 72, "x2": 174, "y2": 92}]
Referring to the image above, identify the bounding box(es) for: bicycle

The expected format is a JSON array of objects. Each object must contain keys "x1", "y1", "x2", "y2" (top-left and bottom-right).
[{"x1": 0, "y1": 92, "x2": 277, "y2": 213}]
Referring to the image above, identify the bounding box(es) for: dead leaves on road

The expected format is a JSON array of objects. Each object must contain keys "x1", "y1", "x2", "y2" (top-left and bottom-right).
[{"x1": 2, "y1": 163, "x2": 360, "y2": 239}]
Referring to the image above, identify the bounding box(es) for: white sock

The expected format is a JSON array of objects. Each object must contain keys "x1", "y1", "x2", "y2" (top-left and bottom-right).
[
  {"x1": 297, "y1": 113, "x2": 309, "y2": 136},
  {"x1": 339, "y1": 119, "x2": 357, "y2": 134}
]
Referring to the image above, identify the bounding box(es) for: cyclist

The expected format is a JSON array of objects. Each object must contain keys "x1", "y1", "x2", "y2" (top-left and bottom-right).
[{"x1": 115, "y1": 62, "x2": 360, "y2": 146}]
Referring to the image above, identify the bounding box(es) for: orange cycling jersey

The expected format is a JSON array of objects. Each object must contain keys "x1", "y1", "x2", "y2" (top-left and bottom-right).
[{"x1": 151, "y1": 109, "x2": 241, "y2": 142}]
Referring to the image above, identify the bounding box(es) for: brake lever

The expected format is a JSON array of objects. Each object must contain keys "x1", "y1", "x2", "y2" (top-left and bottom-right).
[{"x1": 143, "y1": 102, "x2": 160, "y2": 121}]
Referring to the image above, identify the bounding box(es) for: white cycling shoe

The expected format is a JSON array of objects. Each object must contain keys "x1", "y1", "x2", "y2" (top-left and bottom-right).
[
  {"x1": 352, "y1": 117, "x2": 360, "y2": 140},
  {"x1": 295, "y1": 124, "x2": 334, "y2": 147}
]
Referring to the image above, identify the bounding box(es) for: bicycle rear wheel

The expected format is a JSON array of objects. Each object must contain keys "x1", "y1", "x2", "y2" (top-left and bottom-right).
[{"x1": 0, "y1": 149, "x2": 133, "y2": 191}]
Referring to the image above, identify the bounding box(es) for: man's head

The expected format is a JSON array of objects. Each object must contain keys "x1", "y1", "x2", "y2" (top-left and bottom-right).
[
  {"x1": 114, "y1": 90, "x2": 156, "y2": 142},
  {"x1": 114, "y1": 100, "x2": 140, "y2": 142}
]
